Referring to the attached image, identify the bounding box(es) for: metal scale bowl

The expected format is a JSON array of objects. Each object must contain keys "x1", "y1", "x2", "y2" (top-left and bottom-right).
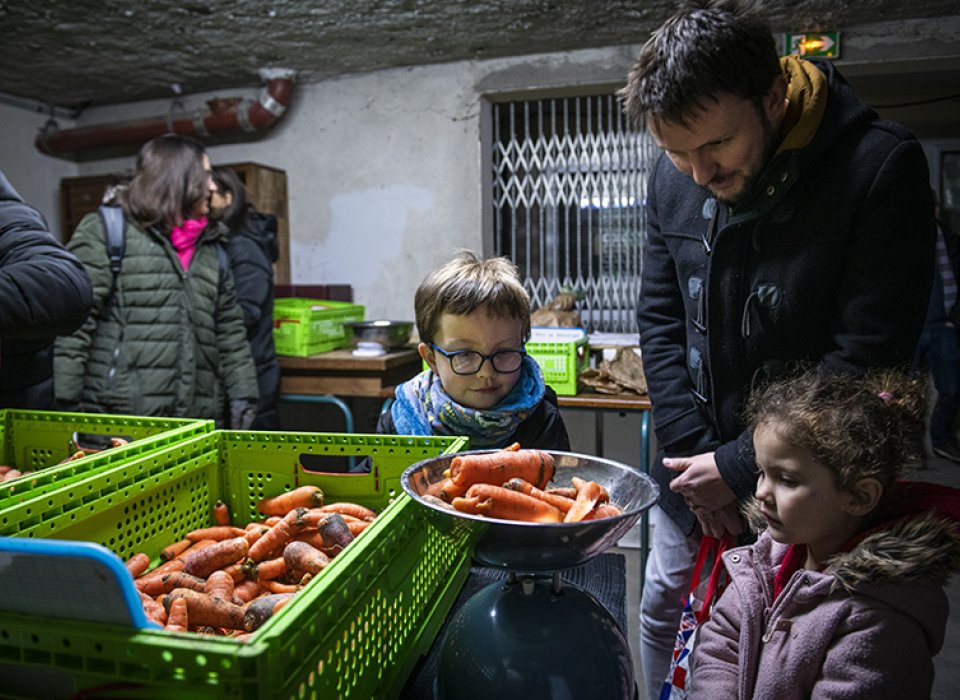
[{"x1": 402, "y1": 450, "x2": 660, "y2": 700}]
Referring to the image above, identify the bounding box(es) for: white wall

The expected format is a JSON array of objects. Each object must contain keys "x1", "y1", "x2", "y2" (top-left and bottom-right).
[
  {"x1": 5, "y1": 41, "x2": 955, "y2": 323},
  {"x1": 0, "y1": 103, "x2": 78, "y2": 240},
  {"x1": 1, "y1": 44, "x2": 636, "y2": 322}
]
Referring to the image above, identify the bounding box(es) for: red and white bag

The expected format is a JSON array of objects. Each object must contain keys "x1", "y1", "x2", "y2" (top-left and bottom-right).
[{"x1": 660, "y1": 534, "x2": 732, "y2": 700}]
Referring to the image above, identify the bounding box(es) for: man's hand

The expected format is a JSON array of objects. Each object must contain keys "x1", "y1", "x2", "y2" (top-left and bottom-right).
[
  {"x1": 664, "y1": 451, "x2": 736, "y2": 511},
  {"x1": 693, "y1": 501, "x2": 744, "y2": 539}
]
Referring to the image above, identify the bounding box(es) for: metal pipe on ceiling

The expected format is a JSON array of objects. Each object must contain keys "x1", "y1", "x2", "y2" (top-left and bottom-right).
[{"x1": 34, "y1": 69, "x2": 295, "y2": 160}]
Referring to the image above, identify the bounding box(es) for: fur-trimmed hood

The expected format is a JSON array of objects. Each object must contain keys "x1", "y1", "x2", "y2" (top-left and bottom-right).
[{"x1": 745, "y1": 480, "x2": 960, "y2": 593}]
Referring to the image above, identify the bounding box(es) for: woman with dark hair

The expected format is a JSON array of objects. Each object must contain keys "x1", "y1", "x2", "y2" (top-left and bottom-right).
[
  {"x1": 209, "y1": 167, "x2": 280, "y2": 430},
  {"x1": 54, "y1": 134, "x2": 259, "y2": 427}
]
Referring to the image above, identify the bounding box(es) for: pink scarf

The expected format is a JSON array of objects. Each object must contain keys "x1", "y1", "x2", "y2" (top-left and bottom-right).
[{"x1": 170, "y1": 217, "x2": 208, "y2": 270}]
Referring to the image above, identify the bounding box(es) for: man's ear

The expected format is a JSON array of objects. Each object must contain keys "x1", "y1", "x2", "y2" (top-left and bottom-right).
[
  {"x1": 418, "y1": 342, "x2": 436, "y2": 373},
  {"x1": 844, "y1": 477, "x2": 884, "y2": 517},
  {"x1": 764, "y1": 75, "x2": 788, "y2": 123}
]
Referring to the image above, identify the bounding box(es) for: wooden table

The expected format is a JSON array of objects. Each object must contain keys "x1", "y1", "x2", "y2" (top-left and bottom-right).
[
  {"x1": 278, "y1": 347, "x2": 422, "y2": 438},
  {"x1": 278, "y1": 347, "x2": 422, "y2": 399}
]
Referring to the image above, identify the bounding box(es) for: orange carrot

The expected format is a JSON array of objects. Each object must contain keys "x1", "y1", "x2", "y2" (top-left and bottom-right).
[
  {"x1": 139, "y1": 590, "x2": 167, "y2": 626},
  {"x1": 503, "y1": 477, "x2": 575, "y2": 514},
  {"x1": 545, "y1": 486, "x2": 577, "y2": 499},
  {"x1": 244, "y1": 524, "x2": 270, "y2": 545},
  {"x1": 186, "y1": 526, "x2": 246, "y2": 542},
  {"x1": 283, "y1": 540, "x2": 331, "y2": 575},
  {"x1": 257, "y1": 485, "x2": 324, "y2": 516},
  {"x1": 564, "y1": 477, "x2": 604, "y2": 523},
  {"x1": 140, "y1": 558, "x2": 185, "y2": 579},
  {"x1": 244, "y1": 556, "x2": 288, "y2": 581},
  {"x1": 159, "y1": 538, "x2": 192, "y2": 562},
  {"x1": 233, "y1": 579, "x2": 262, "y2": 604},
  {"x1": 205, "y1": 570, "x2": 236, "y2": 602},
  {"x1": 247, "y1": 508, "x2": 307, "y2": 562},
  {"x1": 213, "y1": 500, "x2": 231, "y2": 526},
  {"x1": 263, "y1": 516, "x2": 283, "y2": 527},
  {"x1": 257, "y1": 579, "x2": 300, "y2": 594},
  {"x1": 425, "y1": 477, "x2": 469, "y2": 502},
  {"x1": 165, "y1": 588, "x2": 245, "y2": 630},
  {"x1": 164, "y1": 597, "x2": 189, "y2": 632},
  {"x1": 582, "y1": 503, "x2": 623, "y2": 520},
  {"x1": 453, "y1": 483, "x2": 563, "y2": 523},
  {"x1": 160, "y1": 571, "x2": 207, "y2": 594},
  {"x1": 346, "y1": 520, "x2": 370, "y2": 537},
  {"x1": 182, "y1": 536, "x2": 249, "y2": 578},
  {"x1": 314, "y1": 502, "x2": 377, "y2": 522},
  {"x1": 125, "y1": 552, "x2": 152, "y2": 578},
  {"x1": 222, "y1": 562, "x2": 246, "y2": 583},
  {"x1": 449, "y1": 448, "x2": 555, "y2": 490}
]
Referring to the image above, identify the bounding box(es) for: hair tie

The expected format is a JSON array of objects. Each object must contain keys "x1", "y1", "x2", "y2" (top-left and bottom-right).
[{"x1": 878, "y1": 391, "x2": 893, "y2": 404}]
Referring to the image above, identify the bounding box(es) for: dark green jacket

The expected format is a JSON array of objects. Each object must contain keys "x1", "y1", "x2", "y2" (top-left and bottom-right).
[{"x1": 55, "y1": 212, "x2": 258, "y2": 423}]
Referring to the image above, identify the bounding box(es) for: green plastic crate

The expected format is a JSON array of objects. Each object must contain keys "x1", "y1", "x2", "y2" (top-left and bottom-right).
[
  {"x1": 0, "y1": 410, "x2": 213, "y2": 507},
  {"x1": 0, "y1": 430, "x2": 472, "y2": 699},
  {"x1": 273, "y1": 298, "x2": 365, "y2": 356},
  {"x1": 527, "y1": 336, "x2": 589, "y2": 396}
]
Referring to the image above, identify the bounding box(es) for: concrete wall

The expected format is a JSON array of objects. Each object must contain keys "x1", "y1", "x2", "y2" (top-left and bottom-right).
[
  {"x1": 2, "y1": 44, "x2": 635, "y2": 322},
  {"x1": 0, "y1": 103, "x2": 78, "y2": 239}
]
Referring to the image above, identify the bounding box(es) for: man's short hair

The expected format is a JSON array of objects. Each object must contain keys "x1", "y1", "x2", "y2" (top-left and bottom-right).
[{"x1": 619, "y1": 0, "x2": 781, "y2": 129}]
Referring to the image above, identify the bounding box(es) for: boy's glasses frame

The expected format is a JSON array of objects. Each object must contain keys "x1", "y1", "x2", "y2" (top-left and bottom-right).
[{"x1": 429, "y1": 343, "x2": 526, "y2": 376}]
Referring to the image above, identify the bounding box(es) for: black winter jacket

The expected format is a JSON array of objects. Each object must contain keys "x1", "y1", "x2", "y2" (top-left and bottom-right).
[
  {"x1": 0, "y1": 171, "x2": 92, "y2": 408},
  {"x1": 224, "y1": 212, "x2": 281, "y2": 430},
  {"x1": 639, "y1": 58, "x2": 936, "y2": 535}
]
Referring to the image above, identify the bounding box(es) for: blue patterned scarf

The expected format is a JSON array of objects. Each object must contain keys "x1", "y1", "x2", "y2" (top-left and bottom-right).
[{"x1": 391, "y1": 355, "x2": 545, "y2": 448}]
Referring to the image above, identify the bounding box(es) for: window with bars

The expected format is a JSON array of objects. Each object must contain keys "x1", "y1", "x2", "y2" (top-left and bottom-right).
[{"x1": 491, "y1": 93, "x2": 658, "y2": 334}]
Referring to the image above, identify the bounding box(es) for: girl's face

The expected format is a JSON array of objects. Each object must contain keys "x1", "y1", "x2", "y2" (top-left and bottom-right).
[
  {"x1": 753, "y1": 422, "x2": 866, "y2": 567},
  {"x1": 420, "y1": 308, "x2": 525, "y2": 411}
]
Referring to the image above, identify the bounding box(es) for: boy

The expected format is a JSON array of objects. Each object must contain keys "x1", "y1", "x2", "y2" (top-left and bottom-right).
[{"x1": 379, "y1": 250, "x2": 570, "y2": 450}]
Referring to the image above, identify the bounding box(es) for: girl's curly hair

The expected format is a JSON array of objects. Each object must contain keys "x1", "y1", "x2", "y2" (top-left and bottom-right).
[{"x1": 745, "y1": 368, "x2": 928, "y2": 492}]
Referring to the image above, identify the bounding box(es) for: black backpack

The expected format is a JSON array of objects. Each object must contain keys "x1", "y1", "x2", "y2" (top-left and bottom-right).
[{"x1": 98, "y1": 205, "x2": 229, "y2": 312}]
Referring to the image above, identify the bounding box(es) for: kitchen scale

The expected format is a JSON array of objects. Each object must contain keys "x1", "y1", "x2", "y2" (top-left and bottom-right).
[{"x1": 402, "y1": 450, "x2": 659, "y2": 699}]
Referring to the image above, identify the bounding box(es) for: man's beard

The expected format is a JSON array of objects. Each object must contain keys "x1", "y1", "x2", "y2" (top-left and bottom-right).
[{"x1": 714, "y1": 110, "x2": 779, "y2": 208}]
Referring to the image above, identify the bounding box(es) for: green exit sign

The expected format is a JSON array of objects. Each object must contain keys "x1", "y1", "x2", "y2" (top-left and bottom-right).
[{"x1": 784, "y1": 31, "x2": 841, "y2": 59}]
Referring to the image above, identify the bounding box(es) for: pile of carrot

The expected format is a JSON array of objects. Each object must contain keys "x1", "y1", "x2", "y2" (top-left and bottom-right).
[
  {"x1": 421, "y1": 443, "x2": 622, "y2": 523},
  {"x1": 0, "y1": 436, "x2": 131, "y2": 482},
  {"x1": 126, "y1": 485, "x2": 378, "y2": 639},
  {"x1": 0, "y1": 465, "x2": 31, "y2": 482}
]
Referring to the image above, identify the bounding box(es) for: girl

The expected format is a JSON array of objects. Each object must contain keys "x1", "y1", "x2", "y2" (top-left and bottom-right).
[
  {"x1": 378, "y1": 250, "x2": 570, "y2": 451},
  {"x1": 691, "y1": 369, "x2": 960, "y2": 699}
]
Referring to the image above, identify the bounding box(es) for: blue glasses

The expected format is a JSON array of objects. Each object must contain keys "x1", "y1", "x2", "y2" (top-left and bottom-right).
[{"x1": 430, "y1": 343, "x2": 525, "y2": 376}]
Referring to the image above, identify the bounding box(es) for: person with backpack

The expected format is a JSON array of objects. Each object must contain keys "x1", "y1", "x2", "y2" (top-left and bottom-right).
[
  {"x1": 54, "y1": 134, "x2": 259, "y2": 428},
  {"x1": 209, "y1": 167, "x2": 281, "y2": 430}
]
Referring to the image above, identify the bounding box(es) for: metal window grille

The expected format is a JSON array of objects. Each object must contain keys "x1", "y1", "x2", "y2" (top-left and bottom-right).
[{"x1": 491, "y1": 94, "x2": 658, "y2": 333}]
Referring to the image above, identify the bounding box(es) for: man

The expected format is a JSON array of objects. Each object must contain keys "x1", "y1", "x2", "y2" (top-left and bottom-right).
[
  {"x1": 1, "y1": 170, "x2": 92, "y2": 409},
  {"x1": 618, "y1": 1, "x2": 936, "y2": 697}
]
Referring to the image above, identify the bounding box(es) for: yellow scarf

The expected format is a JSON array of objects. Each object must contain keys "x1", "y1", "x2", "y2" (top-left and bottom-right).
[{"x1": 776, "y1": 56, "x2": 828, "y2": 156}]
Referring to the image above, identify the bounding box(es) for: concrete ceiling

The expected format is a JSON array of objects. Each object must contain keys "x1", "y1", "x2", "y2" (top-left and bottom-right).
[{"x1": 2, "y1": 0, "x2": 959, "y2": 137}]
